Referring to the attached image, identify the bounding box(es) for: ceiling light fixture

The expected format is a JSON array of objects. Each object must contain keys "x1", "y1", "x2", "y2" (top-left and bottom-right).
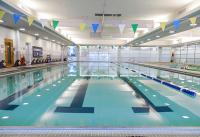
[
  {"x1": 156, "y1": 35, "x2": 160, "y2": 38},
  {"x1": 169, "y1": 30, "x2": 175, "y2": 34},
  {"x1": 19, "y1": 28, "x2": 25, "y2": 31},
  {"x1": 190, "y1": 23, "x2": 197, "y2": 27},
  {"x1": 34, "y1": 33, "x2": 39, "y2": 36},
  {"x1": 147, "y1": 39, "x2": 151, "y2": 41},
  {"x1": 52, "y1": 40, "x2": 55, "y2": 42}
]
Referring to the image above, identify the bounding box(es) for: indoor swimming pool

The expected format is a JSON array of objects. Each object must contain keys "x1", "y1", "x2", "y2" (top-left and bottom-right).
[{"x1": 0, "y1": 62, "x2": 200, "y2": 127}]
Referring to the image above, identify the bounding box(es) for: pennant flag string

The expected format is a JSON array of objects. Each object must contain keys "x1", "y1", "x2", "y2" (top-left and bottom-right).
[
  {"x1": 92, "y1": 23, "x2": 99, "y2": 33},
  {"x1": 0, "y1": 10, "x2": 5, "y2": 21},
  {"x1": 0, "y1": 9, "x2": 200, "y2": 35},
  {"x1": 131, "y1": 23, "x2": 138, "y2": 33},
  {"x1": 160, "y1": 22, "x2": 167, "y2": 31}
]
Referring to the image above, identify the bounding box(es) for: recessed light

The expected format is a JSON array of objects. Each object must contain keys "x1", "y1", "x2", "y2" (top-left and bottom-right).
[
  {"x1": 36, "y1": 94, "x2": 41, "y2": 97},
  {"x1": 156, "y1": 35, "x2": 160, "y2": 38},
  {"x1": 169, "y1": 30, "x2": 175, "y2": 34},
  {"x1": 52, "y1": 40, "x2": 55, "y2": 42},
  {"x1": 147, "y1": 39, "x2": 151, "y2": 41},
  {"x1": 164, "y1": 103, "x2": 170, "y2": 106},
  {"x1": 0, "y1": 20, "x2": 4, "y2": 23},
  {"x1": 19, "y1": 28, "x2": 25, "y2": 31},
  {"x1": 34, "y1": 33, "x2": 39, "y2": 36},
  {"x1": 1, "y1": 116, "x2": 9, "y2": 119},
  {"x1": 182, "y1": 116, "x2": 190, "y2": 119},
  {"x1": 23, "y1": 102, "x2": 29, "y2": 105}
]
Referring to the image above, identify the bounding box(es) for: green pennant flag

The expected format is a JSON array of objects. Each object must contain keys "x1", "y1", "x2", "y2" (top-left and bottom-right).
[
  {"x1": 131, "y1": 23, "x2": 138, "y2": 33},
  {"x1": 52, "y1": 20, "x2": 59, "y2": 29}
]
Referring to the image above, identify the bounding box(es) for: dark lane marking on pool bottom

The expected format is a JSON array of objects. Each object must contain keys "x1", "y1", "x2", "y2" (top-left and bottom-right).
[
  {"x1": 132, "y1": 107, "x2": 149, "y2": 113},
  {"x1": 0, "y1": 72, "x2": 65, "y2": 111},
  {"x1": 55, "y1": 77, "x2": 94, "y2": 113},
  {"x1": 122, "y1": 77, "x2": 173, "y2": 113},
  {"x1": 0, "y1": 85, "x2": 34, "y2": 110}
]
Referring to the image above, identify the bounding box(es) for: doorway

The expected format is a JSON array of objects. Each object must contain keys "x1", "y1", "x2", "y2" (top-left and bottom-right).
[{"x1": 5, "y1": 39, "x2": 14, "y2": 67}]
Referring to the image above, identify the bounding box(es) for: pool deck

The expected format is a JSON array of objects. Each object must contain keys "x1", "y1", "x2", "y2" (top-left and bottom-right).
[
  {"x1": 0, "y1": 61, "x2": 69, "y2": 77},
  {"x1": 127, "y1": 62, "x2": 200, "y2": 78}
]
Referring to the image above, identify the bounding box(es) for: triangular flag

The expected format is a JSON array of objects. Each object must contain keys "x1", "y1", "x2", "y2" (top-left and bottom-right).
[
  {"x1": 0, "y1": 10, "x2": 5, "y2": 20},
  {"x1": 13, "y1": 13, "x2": 21, "y2": 24},
  {"x1": 40, "y1": 19, "x2": 45, "y2": 28},
  {"x1": 160, "y1": 22, "x2": 167, "y2": 31},
  {"x1": 80, "y1": 23, "x2": 86, "y2": 31},
  {"x1": 189, "y1": 17, "x2": 197, "y2": 25},
  {"x1": 92, "y1": 23, "x2": 99, "y2": 33},
  {"x1": 52, "y1": 20, "x2": 59, "y2": 30},
  {"x1": 131, "y1": 23, "x2": 138, "y2": 33},
  {"x1": 173, "y1": 19, "x2": 180, "y2": 30},
  {"x1": 28, "y1": 16, "x2": 34, "y2": 26},
  {"x1": 118, "y1": 24, "x2": 126, "y2": 34}
]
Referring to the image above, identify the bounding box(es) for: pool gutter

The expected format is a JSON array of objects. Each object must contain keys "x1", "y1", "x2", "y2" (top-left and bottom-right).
[
  {"x1": 127, "y1": 62, "x2": 200, "y2": 78},
  {"x1": 0, "y1": 127, "x2": 200, "y2": 136}
]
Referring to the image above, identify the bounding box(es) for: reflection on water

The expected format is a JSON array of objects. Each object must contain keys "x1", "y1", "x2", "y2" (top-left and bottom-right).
[
  {"x1": 33, "y1": 70, "x2": 44, "y2": 84},
  {"x1": 0, "y1": 65, "x2": 68, "y2": 101}
]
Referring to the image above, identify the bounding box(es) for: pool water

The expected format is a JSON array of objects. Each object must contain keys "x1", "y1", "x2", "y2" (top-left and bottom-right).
[{"x1": 0, "y1": 62, "x2": 200, "y2": 127}]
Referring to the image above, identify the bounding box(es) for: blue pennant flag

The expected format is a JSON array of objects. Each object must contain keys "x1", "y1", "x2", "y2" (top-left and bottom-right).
[
  {"x1": 92, "y1": 23, "x2": 99, "y2": 33},
  {"x1": 173, "y1": 19, "x2": 180, "y2": 30},
  {"x1": 13, "y1": 13, "x2": 21, "y2": 24}
]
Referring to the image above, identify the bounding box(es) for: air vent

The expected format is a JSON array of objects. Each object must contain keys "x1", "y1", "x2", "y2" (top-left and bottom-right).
[{"x1": 95, "y1": 13, "x2": 121, "y2": 17}]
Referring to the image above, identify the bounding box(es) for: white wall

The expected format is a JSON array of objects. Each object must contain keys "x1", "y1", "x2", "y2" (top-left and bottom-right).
[{"x1": 0, "y1": 26, "x2": 67, "y2": 64}]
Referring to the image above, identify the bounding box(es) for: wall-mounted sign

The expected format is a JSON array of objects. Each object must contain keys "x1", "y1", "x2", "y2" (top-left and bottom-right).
[{"x1": 33, "y1": 46, "x2": 43, "y2": 58}]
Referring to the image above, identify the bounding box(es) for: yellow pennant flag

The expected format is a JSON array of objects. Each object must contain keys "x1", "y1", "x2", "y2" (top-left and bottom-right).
[
  {"x1": 28, "y1": 16, "x2": 35, "y2": 26},
  {"x1": 160, "y1": 22, "x2": 167, "y2": 31},
  {"x1": 0, "y1": 10, "x2": 5, "y2": 20},
  {"x1": 80, "y1": 23, "x2": 86, "y2": 31},
  {"x1": 189, "y1": 17, "x2": 197, "y2": 25}
]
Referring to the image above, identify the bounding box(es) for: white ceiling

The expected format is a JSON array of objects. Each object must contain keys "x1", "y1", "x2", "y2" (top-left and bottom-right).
[
  {"x1": 3, "y1": 0, "x2": 196, "y2": 45},
  {"x1": 142, "y1": 27, "x2": 200, "y2": 46}
]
